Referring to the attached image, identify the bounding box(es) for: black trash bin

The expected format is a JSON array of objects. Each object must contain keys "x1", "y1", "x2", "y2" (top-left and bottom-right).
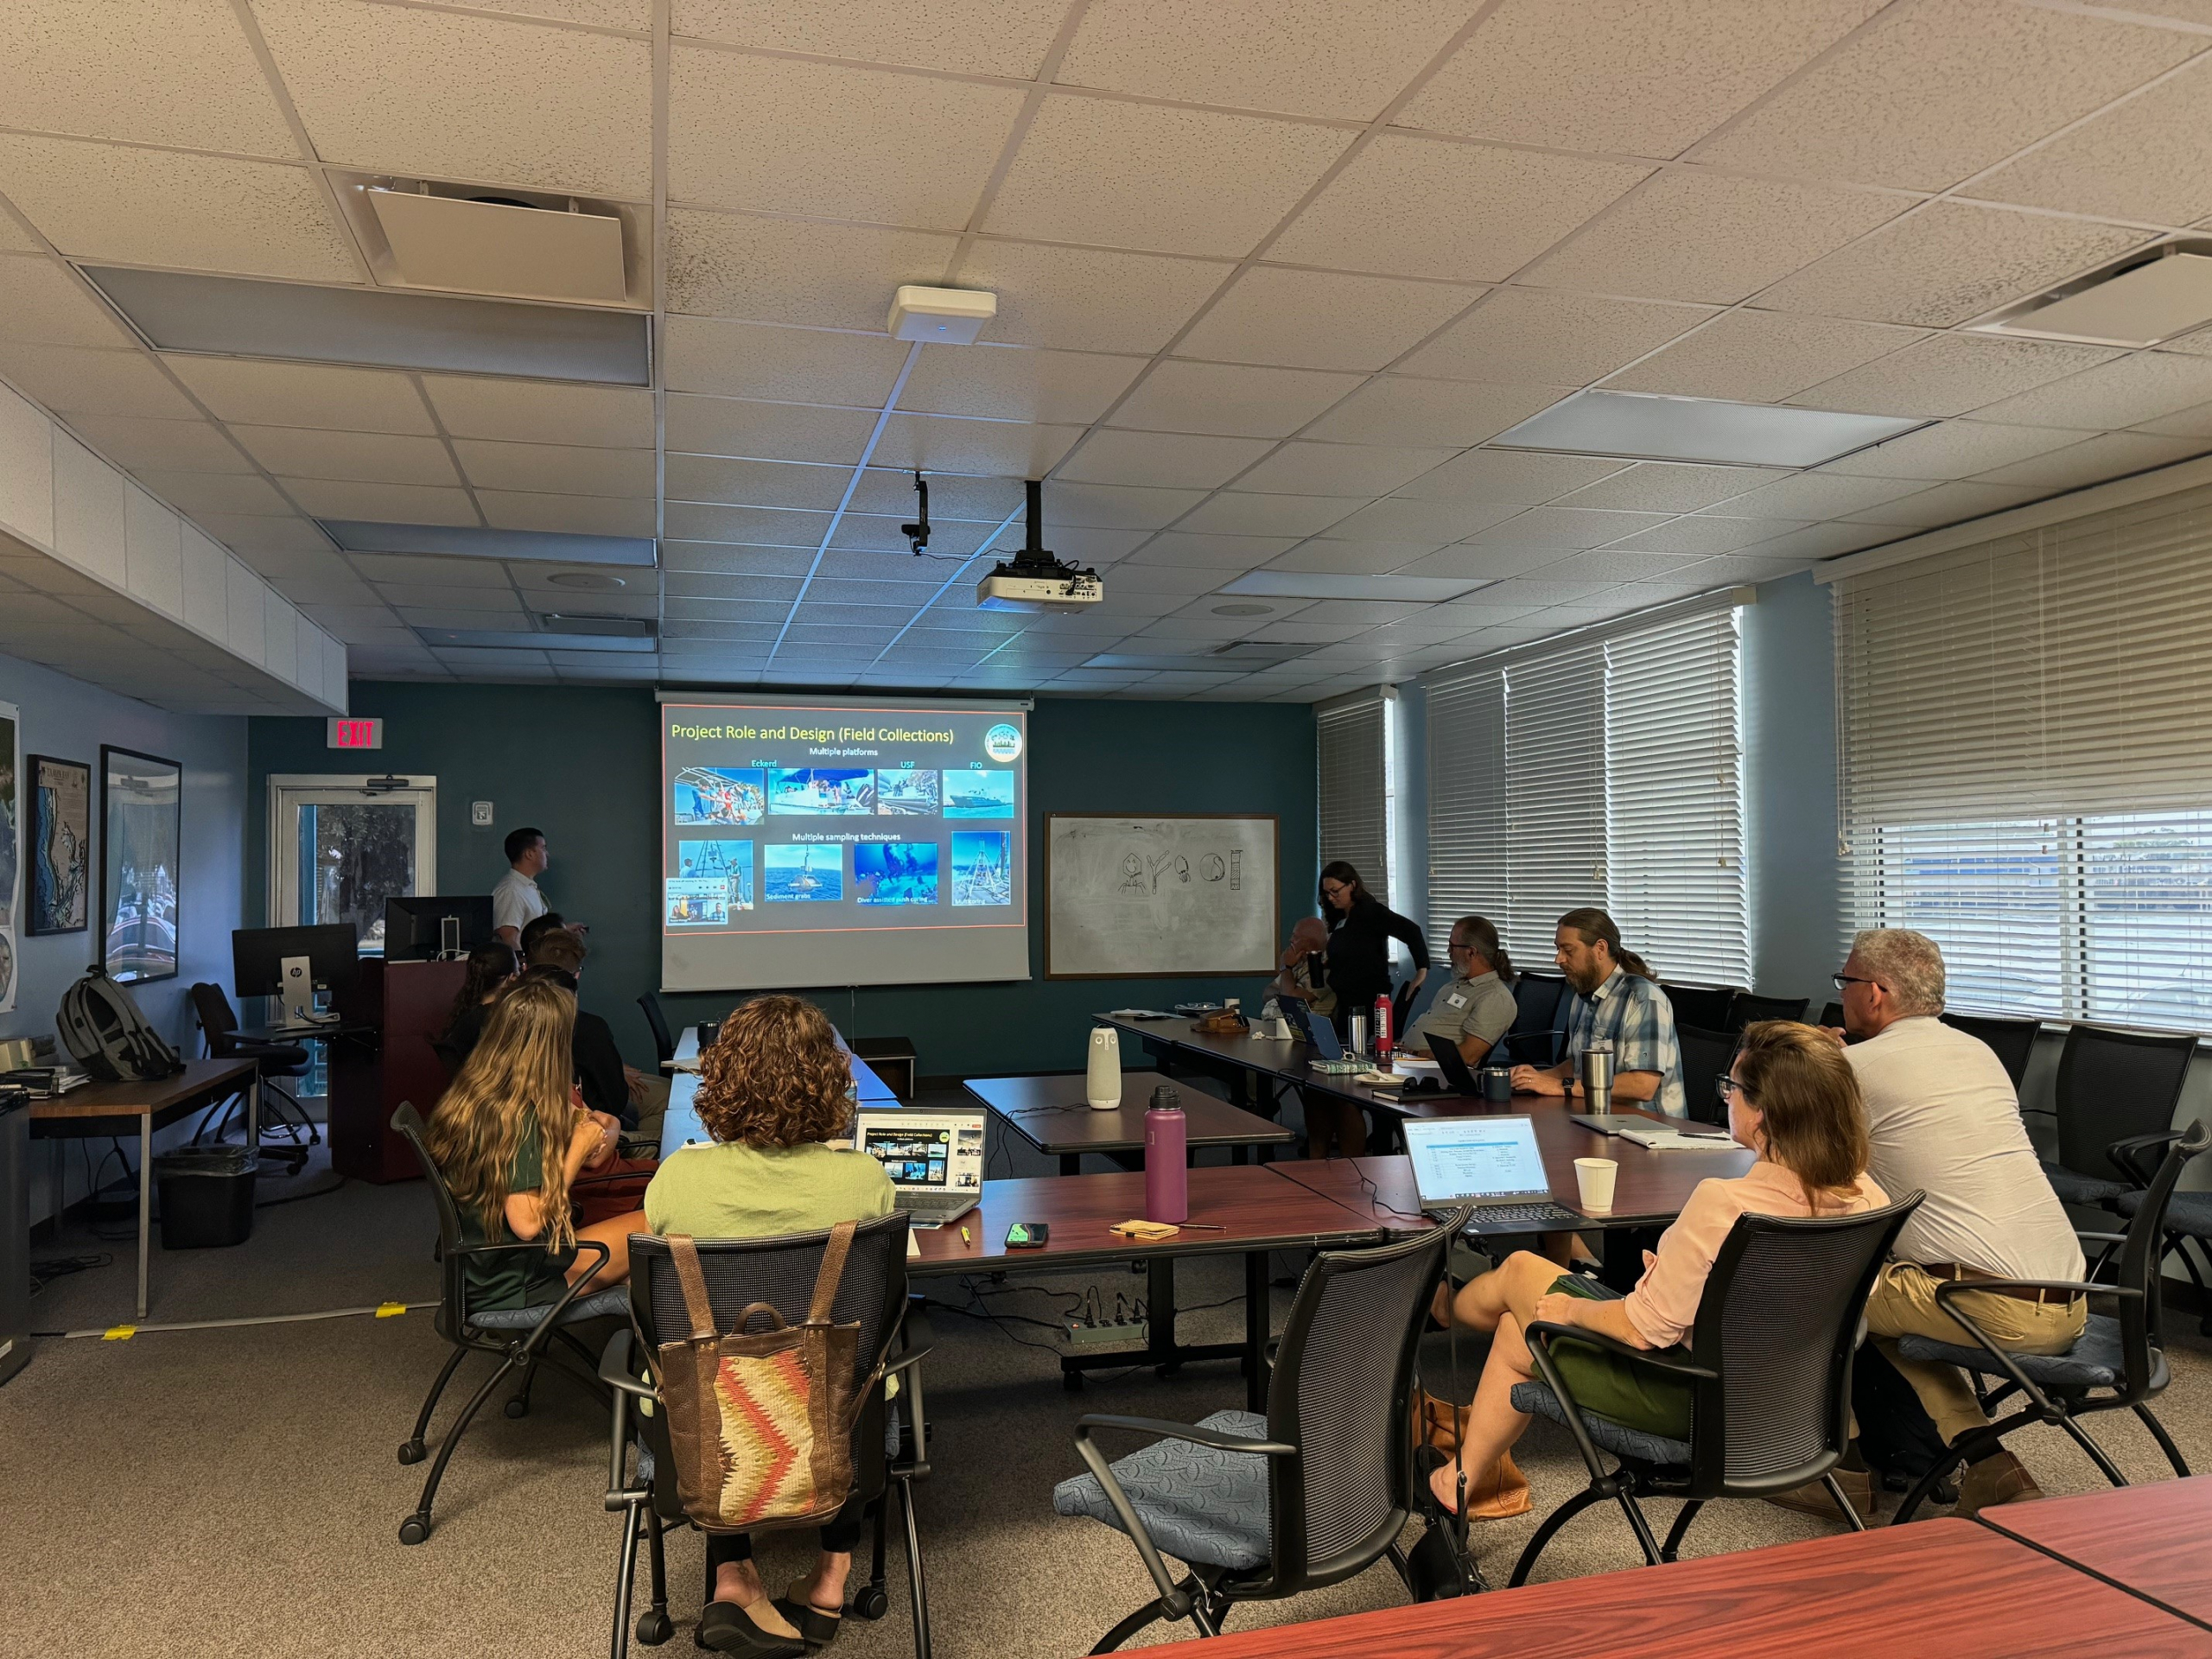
[{"x1": 155, "y1": 1146, "x2": 258, "y2": 1249}]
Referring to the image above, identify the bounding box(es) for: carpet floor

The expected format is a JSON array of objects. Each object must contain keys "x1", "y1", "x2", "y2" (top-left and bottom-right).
[{"x1": 10, "y1": 1116, "x2": 2210, "y2": 1658}]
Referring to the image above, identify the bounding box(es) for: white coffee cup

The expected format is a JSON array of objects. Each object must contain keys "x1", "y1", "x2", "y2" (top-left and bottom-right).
[{"x1": 1573, "y1": 1156, "x2": 1618, "y2": 1212}]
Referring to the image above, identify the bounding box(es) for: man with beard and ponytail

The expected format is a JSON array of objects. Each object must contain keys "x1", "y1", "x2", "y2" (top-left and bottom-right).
[{"x1": 1510, "y1": 906, "x2": 1687, "y2": 1118}]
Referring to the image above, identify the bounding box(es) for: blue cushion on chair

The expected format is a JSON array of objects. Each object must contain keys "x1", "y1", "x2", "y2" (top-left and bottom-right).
[
  {"x1": 1896, "y1": 1313, "x2": 2130, "y2": 1389},
  {"x1": 1510, "y1": 1382, "x2": 1694, "y2": 1466},
  {"x1": 2040, "y1": 1160, "x2": 2130, "y2": 1208},
  {"x1": 2115, "y1": 1186, "x2": 2212, "y2": 1238},
  {"x1": 469, "y1": 1287, "x2": 631, "y2": 1330},
  {"x1": 1052, "y1": 1409, "x2": 1272, "y2": 1570}
]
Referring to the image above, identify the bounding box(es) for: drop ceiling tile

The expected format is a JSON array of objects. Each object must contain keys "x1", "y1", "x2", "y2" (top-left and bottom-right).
[
  {"x1": 671, "y1": 0, "x2": 1065, "y2": 77},
  {"x1": 132, "y1": 469, "x2": 296, "y2": 518},
  {"x1": 454, "y1": 440, "x2": 654, "y2": 498},
  {"x1": 869, "y1": 412, "x2": 1085, "y2": 476},
  {"x1": 1841, "y1": 480, "x2": 2043, "y2": 526},
  {"x1": 1716, "y1": 522, "x2": 1893, "y2": 561},
  {"x1": 1042, "y1": 482, "x2": 1209, "y2": 529},
  {"x1": 1696, "y1": 472, "x2": 1928, "y2": 519},
  {"x1": 1972, "y1": 430, "x2": 2209, "y2": 491},
  {"x1": 897, "y1": 345, "x2": 1147, "y2": 426},
  {"x1": 828, "y1": 514, "x2": 995, "y2": 557},
  {"x1": 1305, "y1": 378, "x2": 1570, "y2": 447},
  {"x1": 663, "y1": 503, "x2": 829, "y2": 546},
  {"x1": 299, "y1": 604, "x2": 407, "y2": 640},
  {"x1": 1524, "y1": 171, "x2": 1907, "y2": 306},
  {"x1": 1552, "y1": 461, "x2": 1789, "y2": 512},
  {"x1": 1792, "y1": 334, "x2": 2122, "y2": 420},
  {"x1": 1401, "y1": 289, "x2": 1713, "y2": 387},
  {"x1": 669, "y1": 46, "x2": 1023, "y2": 228},
  {"x1": 1967, "y1": 351, "x2": 2212, "y2": 431},
  {"x1": 67, "y1": 414, "x2": 251, "y2": 473},
  {"x1": 1389, "y1": 538, "x2": 1568, "y2": 578},
  {"x1": 193, "y1": 512, "x2": 334, "y2": 556},
  {"x1": 1175, "y1": 493, "x2": 1363, "y2": 536},
  {"x1": 163, "y1": 356, "x2": 436, "y2": 435},
  {"x1": 666, "y1": 570, "x2": 804, "y2": 602},
  {"x1": 1174, "y1": 267, "x2": 1478, "y2": 373},
  {"x1": 420, "y1": 377, "x2": 654, "y2": 448},
  {"x1": 1693, "y1": 0, "x2": 2196, "y2": 192},
  {"x1": 808, "y1": 561, "x2": 947, "y2": 591},
  {"x1": 1817, "y1": 418, "x2": 2101, "y2": 479},
  {"x1": 1318, "y1": 497, "x2": 1527, "y2": 543},
  {"x1": 1465, "y1": 506, "x2": 1675, "y2": 549},
  {"x1": 665, "y1": 395, "x2": 877, "y2": 464},
  {"x1": 1110, "y1": 360, "x2": 1363, "y2": 439},
  {"x1": 0, "y1": 134, "x2": 356, "y2": 283},
  {"x1": 279, "y1": 478, "x2": 478, "y2": 525},
  {"x1": 393, "y1": 594, "x2": 524, "y2": 622},
  {"x1": 1392, "y1": 448, "x2": 1630, "y2": 504},
  {"x1": 1226, "y1": 441, "x2": 1460, "y2": 498},
  {"x1": 1605, "y1": 516, "x2": 1810, "y2": 555},
  {"x1": 1270, "y1": 135, "x2": 1649, "y2": 282},
  {"x1": 0, "y1": 0, "x2": 299, "y2": 156},
  {"x1": 252, "y1": 0, "x2": 652, "y2": 196},
  {"x1": 1265, "y1": 540, "x2": 1440, "y2": 574},
  {"x1": 233, "y1": 426, "x2": 461, "y2": 486},
  {"x1": 0, "y1": 255, "x2": 140, "y2": 348},
  {"x1": 1096, "y1": 562, "x2": 1240, "y2": 594},
  {"x1": 664, "y1": 619, "x2": 783, "y2": 643},
  {"x1": 0, "y1": 343, "x2": 199, "y2": 419},
  {"x1": 349, "y1": 552, "x2": 513, "y2": 588},
  {"x1": 663, "y1": 316, "x2": 911, "y2": 405},
  {"x1": 983, "y1": 96, "x2": 1351, "y2": 259},
  {"x1": 1058, "y1": 429, "x2": 1275, "y2": 490},
  {"x1": 1758, "y1": 203, "x2": 2148, "y2": 328},
  {"x1": 1613, "y1": 317, "x2": 1929, "y2": 413},
  {"x1": 665, "y1": 208, "x2": 959, "y2": 330},
  {"x1": 952, "y1": 240, "x2": 1229, "y2": 353},
  {"x1": 1969, "y1": 60, "x2": 2212, "y2": 226},
  {"x1": 1399, "y1": 0, "x2": 1880, "y2": 157},
  {"x1": 664, "y1": 454, "x2": 848, "y2": 511},
  {"x1": 2137, "y1": 400, "x2": 2212, "y2": 440}
]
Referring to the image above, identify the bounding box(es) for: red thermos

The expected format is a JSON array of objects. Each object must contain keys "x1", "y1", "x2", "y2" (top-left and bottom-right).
[{"x1": 1373, "y1": 993, "x2": 1394, "y2": 1065}]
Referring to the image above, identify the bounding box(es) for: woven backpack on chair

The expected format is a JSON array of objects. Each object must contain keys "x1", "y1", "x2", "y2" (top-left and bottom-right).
[{"x1": 656, "y1": 1223, "x2": 874, "y2": 1532}]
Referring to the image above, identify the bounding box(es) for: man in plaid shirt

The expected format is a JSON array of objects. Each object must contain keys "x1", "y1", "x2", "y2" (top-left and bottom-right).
[{"x1": 1510, "y1": 906, "x2": 1688, "y2": 1118}]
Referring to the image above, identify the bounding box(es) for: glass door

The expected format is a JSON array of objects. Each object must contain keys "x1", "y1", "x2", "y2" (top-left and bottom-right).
[{"x1": 267, "y1": 775, "x2": 438, "y2": 954}]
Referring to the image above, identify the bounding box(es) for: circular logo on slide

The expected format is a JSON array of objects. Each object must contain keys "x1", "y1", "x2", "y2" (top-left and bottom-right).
[{"x1": 984, "y1": 722, "x2": 1023, "y2": 762}]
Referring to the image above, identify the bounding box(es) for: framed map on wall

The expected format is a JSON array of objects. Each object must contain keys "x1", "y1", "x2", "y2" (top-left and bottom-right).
[
  {"x1": 29, "y1": 754, "x2": 91, "y2": 937},
  {"x1": 100, "y1": 746, "x2": 181, "y2": 985}
]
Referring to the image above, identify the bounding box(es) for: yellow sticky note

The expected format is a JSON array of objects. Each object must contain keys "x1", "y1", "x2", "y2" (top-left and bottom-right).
[
  {"x1": 103, "y1": 1325, "x2": 136, "y2": 1341},
  {"x1": 374, "y1": 1301, "x2": 407, "y2": 1319}
]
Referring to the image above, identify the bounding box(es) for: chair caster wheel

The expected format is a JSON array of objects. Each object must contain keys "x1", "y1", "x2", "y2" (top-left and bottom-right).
[
  {"x1": 634, "y1": 1611, "x2": 674, "y2": 1644},
  {"x1": 397, "y1": 1440, "x2": 426, "y2": 1465},
  {"x1": 853, "y1": 1586, "x2": 889, "y2": 1621},
  {"x1": 398, "y1": 1514, "x2": 431, "y2": 1546},
  {"x1": 1063, "y1": 1370, "x2": 1084, "y2": 1392},
  {"x1": 505, "y1": 1397, "x2": 530, "y2": 1419}
]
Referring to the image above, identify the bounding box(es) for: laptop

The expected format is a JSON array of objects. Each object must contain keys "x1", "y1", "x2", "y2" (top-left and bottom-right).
[
  {"x1": 855, "y1": 1109, "x2": 983, "y2": 1229},
  {"x1": 1423, "y1": 1032, "x2": 1483, "y2": 1094},
  {"x1": 1401, "y1": 1116, "x2": 1584, "y2": 1235},
  {"x1": 1281, "y1": 997, "x2": 1345, "y2": 1061}
]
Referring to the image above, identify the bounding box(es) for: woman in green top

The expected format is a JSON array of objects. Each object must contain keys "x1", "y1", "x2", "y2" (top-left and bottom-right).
[
  {"x1": 424, "y1": 976, "x2": 645, "y2": 1312},
  {"x1": 645, "y1": 995, "x2": 893, "y2": 1659}
]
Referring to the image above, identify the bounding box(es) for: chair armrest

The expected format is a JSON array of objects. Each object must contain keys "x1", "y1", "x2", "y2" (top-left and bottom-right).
[
  {"x1": 885, "y1": 1305, "x2": 936, "y2": 1376},
  {"x1": 596, "y1": 1326, "x2": 657, "y2": 1401},
  {"x1": 1928, "y1": 1277, "x2": 2126, "y2": 1418},
  {"x1": 600, "y1": 1328, "x2": 653, "y2": 1510},
  {"x1": 460, "y1": 1238, "x2": 610, "y2": 1342},
  {"x1": 2075, "y1": 1231, "x2": 2128, "y2": 1247},
  {"x1": 1073, "y1": 1414, "x2": 1296, "y2": 1457},
  {"x1": 1523, "y1": 1320, "x2": 1718, "y2": 1381},
  {"x1": 2107, "y1": 1131, "x2": 2185, "y2": 1188}
]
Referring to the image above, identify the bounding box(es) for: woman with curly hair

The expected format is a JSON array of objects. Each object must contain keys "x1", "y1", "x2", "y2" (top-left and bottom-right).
[{"x1": 644, "y1": 994, "x2": 893, "y2": 1658}]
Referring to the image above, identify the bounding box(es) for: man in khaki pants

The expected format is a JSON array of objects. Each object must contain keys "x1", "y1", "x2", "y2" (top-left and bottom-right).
[{"x1": 1838, "y1": 929, "x2": 2086, "y2": 1516}]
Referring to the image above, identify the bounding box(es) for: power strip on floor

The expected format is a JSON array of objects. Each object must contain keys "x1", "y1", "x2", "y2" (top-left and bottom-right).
[{"x1": 1065, "y1": 1317, "x2": 1148, "y2": 1349}]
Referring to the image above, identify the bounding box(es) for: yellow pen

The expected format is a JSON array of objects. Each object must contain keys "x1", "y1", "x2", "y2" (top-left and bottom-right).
[{"x1": 960, "y1": 1225, "x2": 972, "y2": 1245}]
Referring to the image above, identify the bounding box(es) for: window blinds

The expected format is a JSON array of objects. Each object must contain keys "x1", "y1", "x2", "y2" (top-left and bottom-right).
[
  {"x1": 1425, "y1": 605, "x2": 1747, "y2": 988},
  {"x1": 1317, "y1": 690, "x2": 1390, "y2": 897},
  {"x1": 1834, "y1": 480, "x2": 2212, "y2": 1030}
]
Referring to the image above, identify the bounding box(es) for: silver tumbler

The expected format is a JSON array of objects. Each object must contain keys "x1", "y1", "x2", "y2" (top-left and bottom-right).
[
  {"x1": 1579, "y1": 1040, "x2": 1616, "y2": 1103},
  {"x1": 1348, "y1": 1014, "x2": 1369, "y2": 1058}
]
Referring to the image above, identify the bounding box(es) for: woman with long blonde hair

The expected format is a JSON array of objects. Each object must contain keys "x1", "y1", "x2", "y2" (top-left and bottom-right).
[{"x1": 424, "y1": 976, "x2": 645, "y2": 1309}]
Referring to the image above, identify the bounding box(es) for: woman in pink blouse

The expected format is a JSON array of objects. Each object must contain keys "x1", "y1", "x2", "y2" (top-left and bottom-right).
[{"x1": 1426, "y1": 1021, "x2": 1888, "y2": 1517}]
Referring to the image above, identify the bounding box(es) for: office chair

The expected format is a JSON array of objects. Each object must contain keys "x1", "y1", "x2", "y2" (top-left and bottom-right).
[
  {"x1": 1818, "y1": 1001, "x2": 1845, "y2": 1029},
  {"x1": 2114, "y1": 1124, "x2": 2212, "y2": 1335},
  {"x1": 1724, "y1": 993, "x2": 1809, "y2": 1033},
  {"x1": 1661, "y1": 984, "x2": 1733, "y2": 1032},
  {"x1": 1053, "y1": 1210, "x2": 1472, "y2": 1648},
  {"x1": 188, "y1": 981, "x2": 316, "y2": 1171},
  {"x1": 1675, "y1": 1026, "x2": 1737, "y2": 1128},
  {"x1": 601, "y1": 1221, "x2": 933, "y2": 1659},
  {"x1": 637, "y1": 992, "x2": 676, "y2": 1069},
  {"x1": 1891, "y1": 1125, "x2": 2206, "y2": 1522},
  {"x1": 1509, "y1": 1195, "x2": 1921, "y2": 1585},
  {"x1": 1502, "y1": 974, "x2": 1567, "y2": 1065},
  {"x1": 389, "y1": 1103, "x2": 624, "y2": 1546},
  {"x1": 1936, "y1": 1010, "x2": 2040, "y2": 1090},
  {"x1": 2037, "y1": 1024, "x2": 2194, "y2": 1211}
]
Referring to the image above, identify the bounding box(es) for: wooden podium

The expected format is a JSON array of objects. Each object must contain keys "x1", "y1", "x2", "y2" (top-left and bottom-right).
[{"x1": 329, "y1": 957, "x2": 466, "y2": 1184}]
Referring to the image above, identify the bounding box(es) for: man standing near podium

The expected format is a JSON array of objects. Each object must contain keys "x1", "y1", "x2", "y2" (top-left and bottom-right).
[{"x1": 493, "y1": 825, "x2": 549, "y2": 949}]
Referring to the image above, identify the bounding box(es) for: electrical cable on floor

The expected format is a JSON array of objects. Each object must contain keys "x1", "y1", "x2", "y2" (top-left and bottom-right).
[
  {"x1": 29, "y1": 1253, "x2": 112, "y2": 1295},
  {"x1": 38, "y1": 1299, "x2": 438, "y2": 1341}
]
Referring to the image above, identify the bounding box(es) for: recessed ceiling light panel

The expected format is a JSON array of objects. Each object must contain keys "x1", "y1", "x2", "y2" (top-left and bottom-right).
[
  {"x1": 321, "y1": 520, "x2": 657, "y2": 566},
  {"x1": 417, "y1": 626, "x2": 652, "y2": 652},
  {"x1": 1491, "y1": 390, "x2": 1926, "y2": 468},
  {"x1": 1220, "y1": 571, "x2": 1486, "y2": 602}
]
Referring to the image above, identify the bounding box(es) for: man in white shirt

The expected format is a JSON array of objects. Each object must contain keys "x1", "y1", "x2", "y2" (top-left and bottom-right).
[
  {"x1": 1840, "y1": 928, "x2": 2086, "y2": 1516},
  {"x1": 492, "y1": 825, "x2": 549, "y2": 948}
]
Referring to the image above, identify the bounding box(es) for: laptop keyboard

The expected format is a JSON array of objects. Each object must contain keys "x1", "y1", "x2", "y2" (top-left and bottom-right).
[{"x1": 1452, "y1": 1201, "x2": 1584, "y2": 1230}]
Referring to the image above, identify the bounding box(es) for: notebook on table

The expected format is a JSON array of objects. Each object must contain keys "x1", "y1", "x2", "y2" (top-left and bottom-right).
[
  {"x1": 1401, "y1": 1116, "x2": 1583, "y2": 1236},
  {"x1": 855, "y1": 1109, "x2": 983, "y2": 1229}
]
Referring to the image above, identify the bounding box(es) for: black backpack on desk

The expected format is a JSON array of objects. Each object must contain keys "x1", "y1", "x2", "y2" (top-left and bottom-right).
[{"x1": 57, "y1": 964, "x2": 185, "y2": 1082}]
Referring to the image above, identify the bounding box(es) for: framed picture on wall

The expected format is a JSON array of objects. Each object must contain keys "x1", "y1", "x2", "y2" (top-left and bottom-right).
[
  {"x1": 28, "y1": 754, "x2": 92, "y2": 937},
  {"x1": 100, "y1": 746, "x2": 181, "y2": 985},
  {"x1": 0, "y1": 702, "x2": 17, "y2": 1013}
]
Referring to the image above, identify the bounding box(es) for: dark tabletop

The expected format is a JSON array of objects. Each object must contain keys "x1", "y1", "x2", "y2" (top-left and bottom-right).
[{"x1": 963, "y1": 1071, "x2": 1294, "y2": 1156}]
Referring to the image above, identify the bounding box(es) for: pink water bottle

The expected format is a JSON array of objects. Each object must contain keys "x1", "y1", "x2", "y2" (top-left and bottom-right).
[{"x1": 1145, "y1": 1084, "x2": 1188, "y2": 1224}]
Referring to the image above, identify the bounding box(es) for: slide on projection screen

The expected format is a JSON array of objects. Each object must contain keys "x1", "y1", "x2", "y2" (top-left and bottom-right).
[{"x1": 660, "y1": 695, "x2": 1030, "y2": 991}]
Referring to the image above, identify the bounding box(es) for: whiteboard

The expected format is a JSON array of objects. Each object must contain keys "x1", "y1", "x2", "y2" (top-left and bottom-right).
[{"x1": 1045, "y1": 815, "x2": 1278, "y2": 979}]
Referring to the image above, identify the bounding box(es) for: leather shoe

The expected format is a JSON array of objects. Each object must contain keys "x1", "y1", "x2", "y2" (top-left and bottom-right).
[
  {"x1": 1955, "y1": 1450, "x2": 2042, "y2": 1517},
  {"x1": 1764, "y1": 1465, "x2": 1875, "y2": 1523}
]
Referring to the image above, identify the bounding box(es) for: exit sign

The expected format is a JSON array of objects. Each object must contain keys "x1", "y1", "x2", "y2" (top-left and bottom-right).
[{"x1": 327, "y1": 717, "x2": 384, "y2": 750}]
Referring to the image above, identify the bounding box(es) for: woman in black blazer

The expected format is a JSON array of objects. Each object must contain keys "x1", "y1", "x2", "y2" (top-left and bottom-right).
[{"x1": 1310, "y1": 860, "x2": 1428, "y2": 1156}]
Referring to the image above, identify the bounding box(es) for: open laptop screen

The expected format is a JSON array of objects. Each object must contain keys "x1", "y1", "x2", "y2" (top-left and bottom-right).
[
  {"x1": 857, "y1": 1111, "x2": 985, "y2": 1192},
  {"x1": 1402, "y1": 1116, "x2": 1553, "y2": 1205}
]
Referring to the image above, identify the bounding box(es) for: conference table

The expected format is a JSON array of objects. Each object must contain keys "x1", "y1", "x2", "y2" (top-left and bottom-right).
[
  {"x1": 1976, "y1": 1475, "x2": 2212, "y2": 1632},
  {"x1": 962, "y1": 1071, "x2": 1294, "y2": 1176},
  {"x1": 659, "y1": 1023, "x2": 899, "y2": 1150}
]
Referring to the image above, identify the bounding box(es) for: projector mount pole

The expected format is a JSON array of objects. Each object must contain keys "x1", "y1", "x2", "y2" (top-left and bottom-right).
[{"x1": 1009, "y1": 478, "x2": 1054, "y2": 574}]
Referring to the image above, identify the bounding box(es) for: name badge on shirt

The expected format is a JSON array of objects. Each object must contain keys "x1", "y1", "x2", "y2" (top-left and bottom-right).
[{"x1": 1445, "y1": 992, "x2": 1468, "y2": 1009}]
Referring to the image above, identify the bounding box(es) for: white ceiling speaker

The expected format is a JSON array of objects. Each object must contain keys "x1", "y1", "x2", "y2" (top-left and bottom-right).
[
  {"x1": 888, "y1": 285, "x2": 997, "y2": 344},
  {"x1": 1972, "y1": 241, "x2": 2212, "y2": 349}
]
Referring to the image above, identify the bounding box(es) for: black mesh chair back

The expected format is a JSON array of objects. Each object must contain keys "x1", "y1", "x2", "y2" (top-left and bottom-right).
[
  {"x1": 1675, "y1": 1026, "x2": 1736, "y2": 1128},
  {"x1": 2051, "y1": 1025, "x2": 2194, "y2": 1184},
  {"x1": 637, "y1": 992, "x2": 676, "y2": 1067},
  {"x1": 189, "y1": 981, "x2": 239, "y2": 1046},
  {"x1": 392, "y1": 1101, "x2": 477, "y2": 1342},
  {"x1": 1724, "y1": 994, "x2": 1809, "y2": 1033},
  {"x1": 1818, "y1": 1002, "x2": 1844, "y2": 1029},
  {"x1": 1662, "y1": 984, "x2": 1732, "y2": 1032},
  {"x1": 1505, "y1": 974, "x2": 1567, "y2": 1065},
  {"x1": 1688, "y1": 1198, "x2": 1920, "y2": 1492},
  {"x1": 1938, "y1": 1012, "x2": 2040, "y2": 1090},
  {"x1": 1262, "y1": 1212, "x2": 1462, "y2": 1591}
]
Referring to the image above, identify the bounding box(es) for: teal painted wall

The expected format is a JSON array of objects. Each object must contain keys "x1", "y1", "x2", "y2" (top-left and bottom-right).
[{"x1": 248, "y1": 684, "x2": 1318, "y2": 1077}]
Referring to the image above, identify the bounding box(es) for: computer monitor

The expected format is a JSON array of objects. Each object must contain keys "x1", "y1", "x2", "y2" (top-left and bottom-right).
[
  {"x1": 232, "y1": 925, "x2": 360, "y2": 1024},
  {"x1": 383, "y1": 895, "x2": 495, "y2": 962}
]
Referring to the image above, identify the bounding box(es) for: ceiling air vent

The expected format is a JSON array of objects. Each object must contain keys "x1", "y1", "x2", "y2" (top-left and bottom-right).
[
  {"x1": 1971, "y1": 241, "x2": 2212, "y2": 349},
  {"x1": 1207, "y1": 640, "x2": 1311, "y2": 667},
  {"x1": 333, "y1": 175, "x2": 648, "y2": 308}
]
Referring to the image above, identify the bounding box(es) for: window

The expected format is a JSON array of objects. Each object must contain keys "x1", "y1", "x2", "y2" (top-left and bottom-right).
[
  {"x1": 1317, "y1": 689, "x2": 1391, "y2": 898},
  {"x1": 1834, "y1": 480, "x2": 2212, "y2": 1032},
  {"x1": 1425, "y1": 604, "x2": 1747, "y2": 987}
]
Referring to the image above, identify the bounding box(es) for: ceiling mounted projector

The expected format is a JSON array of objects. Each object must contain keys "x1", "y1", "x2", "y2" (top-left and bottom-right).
[
  {"x1": 889, "y1": 284, "x2": 997, "y2": 344},
  {"x1": 977, "y1": 480, "x2": 1103, "y2": 613}
]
